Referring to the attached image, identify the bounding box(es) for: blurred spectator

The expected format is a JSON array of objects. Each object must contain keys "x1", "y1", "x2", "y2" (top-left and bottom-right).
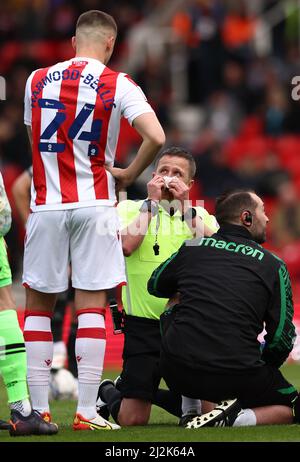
[
  {"x1": 221, "y1": 0, "x2": 257, "y2": 60},
  {"x1": 222, "y1": 59, "x2": 253, "y2": 113},
  {"x1": 195, "y1": 141, "x2": 242, "y2": 197},
  {"x1": 264, "y1": 84, "x2": 288, "y2": 136},
  {"x1": 172, "y1": 0, "x2": 225, "y2": 103},
  {"x1": 0, "y1": 102, "x2": 30, "y2": 169},
  {"x1": 205, "y1": 89, "x2": 242, "y2": 141},
  {"x1": 17, "y1": 0, "x2": 48, "y2": 41},
  {"x1": 0, "y1": 2, "x2": 18, "y2": 42},
  {"x1": 48, "y1": 1, "x2": 76, "y2": 39},
  {"x1": 256, "y1": 151, "x2": 290, "y2": 197},
  {"x1": 235, "y1": 152, "x2": 261, "y2": 191},
  {"x1": 135, "y1": 55, "x2": 171, "y2": 128}
]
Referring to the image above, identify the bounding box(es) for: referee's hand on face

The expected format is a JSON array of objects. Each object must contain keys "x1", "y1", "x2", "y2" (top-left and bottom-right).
[
  {"x1": 147, "y1": 175, "x2": 165, "y2": 202},
  {"x1": 167, "y1": 177, "x2": 189, "y2": 207}
]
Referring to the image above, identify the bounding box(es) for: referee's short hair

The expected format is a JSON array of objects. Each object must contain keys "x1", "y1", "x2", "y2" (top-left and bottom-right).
[
  {"x1": 155, "y1": 146, "x2": 196, "y2": 179},
  {"x1": 215, "y1": 189, "x2": 257, "y2": 225}
]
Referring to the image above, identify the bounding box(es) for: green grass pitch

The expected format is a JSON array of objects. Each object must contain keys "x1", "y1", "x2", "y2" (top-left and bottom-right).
[{"x1": 0, "y1": 364, "x2": 300, "y2": 442}]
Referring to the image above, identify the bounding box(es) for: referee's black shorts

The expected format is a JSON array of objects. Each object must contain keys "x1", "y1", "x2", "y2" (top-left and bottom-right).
[
  {"x1": 160, "y1": 350, "x2": 298, "y2": 409},
  {"x1": 120, "y1": 314, "x2": 161, "y2": 401}
]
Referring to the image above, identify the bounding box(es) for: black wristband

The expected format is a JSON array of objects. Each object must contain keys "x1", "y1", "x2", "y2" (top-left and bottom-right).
[{"x1": 181, "y1": 207, "x2": 197, "y2": 221}]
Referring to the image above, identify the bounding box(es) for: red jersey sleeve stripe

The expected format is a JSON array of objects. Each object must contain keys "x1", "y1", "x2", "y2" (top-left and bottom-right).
[
  {"x1": 31, "y1": 68, "x2": 50, "y2": 206},
  {"x1": 90, "y1": 67, "x2": 119, "y2": 200},
  {"x1": 56, "y1": 63, "x2": 87, "y2": 203}
]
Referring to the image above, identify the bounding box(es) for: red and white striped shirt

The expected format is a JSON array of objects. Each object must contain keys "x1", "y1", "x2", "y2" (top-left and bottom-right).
[{"x1": 24, "y1": 57, "x2": 154, "y2": 211}]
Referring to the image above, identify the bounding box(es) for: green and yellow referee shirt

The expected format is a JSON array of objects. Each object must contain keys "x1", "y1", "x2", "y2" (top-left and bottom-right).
[{"x1": 117, "y1": 200, "x2": 218, "y2": 320}]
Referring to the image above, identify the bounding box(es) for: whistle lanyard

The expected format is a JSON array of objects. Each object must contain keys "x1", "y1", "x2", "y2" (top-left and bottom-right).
[{"x1": 153, "y1": 212, "x2": 160, "y2": 256}]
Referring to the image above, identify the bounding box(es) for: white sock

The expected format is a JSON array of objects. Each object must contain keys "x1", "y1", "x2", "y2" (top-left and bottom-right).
[
  {"x1": 52, "y1": 341, "x2": 67, "y2": 370},
  {"x1": 233, "y1": 408, "x2": 257, "y2": 426},
  {"x1": 10, "y1": 398, "x2": 32, "y2": 417},
  {"x1": 76, "y1": 311, "x2": 106, "y2": 420},
  {"x1": 24, "y1": 314, "x2": 53, "y2": 414},
  {"x1": 181, "y1": 396, "x2": 202, "y2": 416}
]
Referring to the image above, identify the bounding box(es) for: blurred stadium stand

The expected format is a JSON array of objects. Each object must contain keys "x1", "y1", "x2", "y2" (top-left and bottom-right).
[{"x1": 1, "y1": 0, "x2": 300, "y2": 310}]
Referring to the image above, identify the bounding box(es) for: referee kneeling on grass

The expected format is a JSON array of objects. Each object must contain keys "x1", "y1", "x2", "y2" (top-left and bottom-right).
[{"x1": 148, "y1": 189, "x2": 300, "y2": 428}]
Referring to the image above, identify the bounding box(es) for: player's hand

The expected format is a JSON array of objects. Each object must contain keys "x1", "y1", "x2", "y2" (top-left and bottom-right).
[
  {"x1": 147, "y1": 175, "x2": 165, "y2": 202},
  {"x1": 166, "y1": 292, "x2": 180, "y2": 308},
  {"x1": 105, "y1": 166, "x2": 134, "y2": 191}
]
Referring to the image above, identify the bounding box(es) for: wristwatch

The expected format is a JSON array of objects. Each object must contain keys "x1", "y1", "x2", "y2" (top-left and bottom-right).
[
  {"x1": 139, "y1": 199, "x2": 159, "y2": 216},
  {"x1": 181, "y1": 207, "x2": 197, "y2": 221}
]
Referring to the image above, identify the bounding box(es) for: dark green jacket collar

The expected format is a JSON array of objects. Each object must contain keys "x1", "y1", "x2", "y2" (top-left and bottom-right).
[{"x1": 217, "y1": 223, "x2": 253, "y2": 240}]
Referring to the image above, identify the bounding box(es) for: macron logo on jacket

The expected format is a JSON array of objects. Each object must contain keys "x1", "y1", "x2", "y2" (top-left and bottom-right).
[{"x1": 198, "y1": 237, "x2": 265, "y2": 261}]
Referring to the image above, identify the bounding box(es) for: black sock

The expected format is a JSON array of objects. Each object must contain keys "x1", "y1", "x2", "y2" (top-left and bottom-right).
[
  {"x1": 152, "y1": 389, "x2": 182, "y2": 418},
  {"x1": 102, "y1": 385, "x2": 122, "y2": 424}
]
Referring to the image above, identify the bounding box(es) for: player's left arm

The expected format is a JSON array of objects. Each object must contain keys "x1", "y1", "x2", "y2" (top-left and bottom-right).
[
  {"x1": 106, "y1": 74, "x2": 165, "y2": 189},
  {"x1": 107, "y1": 112, "x2": 165, "y2": 189}
]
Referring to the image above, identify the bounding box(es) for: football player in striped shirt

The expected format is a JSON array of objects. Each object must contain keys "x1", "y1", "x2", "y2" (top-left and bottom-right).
[
  {"x1": 23, "y1": 10, "x2": 165, "y2": 431},
  {"x1": 12, "y1": 167, "x2": 78, "y2": 378}
]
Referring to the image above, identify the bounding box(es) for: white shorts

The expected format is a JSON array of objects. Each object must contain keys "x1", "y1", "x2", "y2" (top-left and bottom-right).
[{"x1": 22, "y1": 206, "x2": 126, "y2": 293}]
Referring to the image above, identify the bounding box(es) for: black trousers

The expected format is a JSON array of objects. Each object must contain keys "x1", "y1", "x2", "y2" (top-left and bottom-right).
[
  {"x1": 160, "y1": 350, "x2": 298, "y2": 409},
  {"x1": 120, "y1": 314, "x2": 161, "y2": 401}
]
